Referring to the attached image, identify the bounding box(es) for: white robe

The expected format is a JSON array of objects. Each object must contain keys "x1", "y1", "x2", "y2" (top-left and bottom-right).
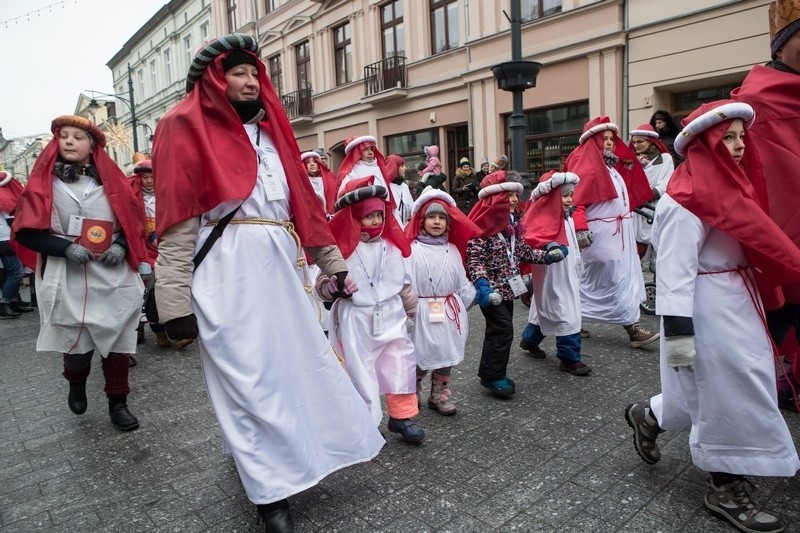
[
  {"x1": 579, "y1": 167, "x2": 644, "y2": 325},
  {"x1": 192, "y1": 126, "x2": 384, "y2": 505},
  {"x1": 408, "y1": 240, "x2": 475, "y2": 370},
  {"x1": 330, "y1": 239, "x2": 416, "y2": 425},
  {"x1": 633, "y1": 153, "x2": 674, "y2": 244},
  {"x1": 528, "y1": 215, "x2": 582, "y2": 336},
  {"x1": 390, "y1": 181, "x2": 414, "y2": 228},
  {"x1": 338, "y1": 160, "x2": 388, "y2": 194},
  {"x1": 649, "y1": 195, "x2": 799, "y2": 477},
  {"x1": 36, "y1": 174, "x2": 143, "y2": 357}
]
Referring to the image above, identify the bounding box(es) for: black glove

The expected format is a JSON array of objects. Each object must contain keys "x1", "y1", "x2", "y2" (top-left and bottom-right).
[
  {"x1": 332, "y1": 270, "x2": 355, "y2": 299},
  {"x1": 165, "y1": 314, "x2": 199, "y2": 342}
]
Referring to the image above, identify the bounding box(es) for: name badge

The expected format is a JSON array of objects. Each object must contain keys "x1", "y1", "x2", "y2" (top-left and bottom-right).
[
  {"x1": 373, "y1": 307, "x2": 384, "y2": 335},
  {"x1": 67, "y1": 215, "x2": 86, "y2": 237},
  {"x1": 428, "y1": 300, "x2": 446, "y2": 323},
  {"x1": 508, "y1": 274, "x2": 527, "y2": 297},
  {"x1": 262, "y1": 172, "x2": 286, "y2": 201}
]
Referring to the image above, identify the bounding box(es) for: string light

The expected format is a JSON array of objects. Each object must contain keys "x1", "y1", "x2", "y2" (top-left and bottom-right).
[{"x1": 1, "y1": 1, "x2": 71, "y2": 29}]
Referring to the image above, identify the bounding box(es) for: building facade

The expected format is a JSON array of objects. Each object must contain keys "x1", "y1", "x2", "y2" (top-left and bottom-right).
[{"x1": 106, "y1": 0, "x2": 214, "y2": 167}]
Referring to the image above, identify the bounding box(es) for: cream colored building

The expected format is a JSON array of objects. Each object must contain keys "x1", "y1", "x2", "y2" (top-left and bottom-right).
[{"x1": 627, "y1": 0, "x2": 769, "y2": 130}]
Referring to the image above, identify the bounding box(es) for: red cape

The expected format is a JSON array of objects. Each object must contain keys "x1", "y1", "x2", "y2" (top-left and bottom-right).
[
  {"x1": 0, "y1": 173, "x2": 23, "y2": 213},
  {"x1": 732, "y1": 65, "x2": 800, "y2": 303},
  {"x1": 667, "y1": 99, "x2": 800, "y2": 305},
  {"x1": 467, "y1": 171, "x2": 517, "y2": 238},
  {"x1": 152, "y1": 49, "x2": 334, "y2": 249},
  {"x1": 404, "y1": 193, "x2": 480, "y2": 260},
  {"x1": 329, "y1": 176, "x2": 410, "y2": 259},
  {"x1": 314, "y1": 163, "x2": 340, "y2": 216},
  {"x1": 128, "y1": 175, "x2": 159, "y2": 265},
  {"x1": 11, "y1": 135, "x2": 147, "y2": 272},
  {"x1": 522, "y1": 170, "x2": 569, "y2": 249},
  {"x1": 564, "y1": 118, "x2": 651, "y2": 209}
]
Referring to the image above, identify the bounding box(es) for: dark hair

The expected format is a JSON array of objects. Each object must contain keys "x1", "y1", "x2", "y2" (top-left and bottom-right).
[{"x1": 649, "y1": 110, "x2": 680, "y2": 137}]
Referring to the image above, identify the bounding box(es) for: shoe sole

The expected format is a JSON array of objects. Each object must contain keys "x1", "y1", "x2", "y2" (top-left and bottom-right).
[
  {"x1": 704, "y1": 495, "x2": 784, "y2": 533},
  {"x1": 427, "y1": 401, "x2": 457, "y2": 416},
  {"x1": 387, "y1": 428, "x2": 425, "y2": 445},
  {"x1": 559, "y1": 366, "x2": 591, "y2": 376},
  {"x1": 630, "y1": 333, "x2": 660, "y2": 348},
  {"x1": 112, "y1": 421, "x2": 140, "y2": 432},
  {"x1": 624, "y1": 404, "x2": 659, "y2": 465}
]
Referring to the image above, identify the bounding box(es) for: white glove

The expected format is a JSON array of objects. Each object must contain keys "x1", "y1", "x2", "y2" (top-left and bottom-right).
[
  {"x1": 98, "y1": 243, "x2": 126, "y2": 266},
  {"x1": 665, "y1": 335, "x2": 696, "y2": 372},
  {"x1": 488, "y1": 291, "x2": 502, "y2": 306},
  {"x1": 65, "y1": 243, "x2": 94, "y2": 265}
]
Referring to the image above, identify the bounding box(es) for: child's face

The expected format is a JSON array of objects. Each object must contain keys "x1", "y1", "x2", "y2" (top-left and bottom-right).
[
  {"x1": 141, "y1": 173, "x2": 154, "y2": 189},
  {"x1": 721, "y1": 119, "x2": 745, "y2": 164},
  {"x1": 361, "y1": 210, "x2": 384, "y2": 228},
  {"x1": 423, "y1": 213, "x2": 448, "y2": 237},
  {"x1": 562, "y1": 192, "x2": 574, "y2": 211},
  {"x1": 508, "y1": 192, "x2": 519, "y2": 212},
  {"x1": 305, "y1": 158, "x2": 319, "y2": 174},
  {"x1": 58, "y1": 126, "x2": 93, "y2": 166},
  {"x1": 360, "y1": 145, "x2": 375, "y2": 163}
]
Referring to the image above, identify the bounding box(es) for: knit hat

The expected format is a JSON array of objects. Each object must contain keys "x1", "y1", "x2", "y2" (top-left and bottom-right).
[
  {"x1": 221, "y1": 48, "x2": 259, "y2": 72},
  {"x1": 425, "y1": 201, "x2": 449, "y2": 219},
  {"x1": 51, "y1": 115, "x2": 106, "y2": 148},
  {"x1": 480, "y1": 158, "x2": 489, "y2": 166},
  {"x1": 459, "y1": 157, "x2": 471, "y2": 167},
  {"x1": 770, "y1": 0, "x2": 800, "y2": 59}
]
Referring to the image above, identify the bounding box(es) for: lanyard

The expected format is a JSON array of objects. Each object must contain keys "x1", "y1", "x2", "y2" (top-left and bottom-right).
[
  {"x1": 355, "y1": 242, "x2": 387, "y2": 304},
  {"x1": 415, "y1": 241, "x2": 448, "y2": 296},
  {"x1": 497, "y1": 232, "x2": 517, "y2": 271},
  {"x1": 56, "y1": 178, "x2": 96, "y2": 210}
]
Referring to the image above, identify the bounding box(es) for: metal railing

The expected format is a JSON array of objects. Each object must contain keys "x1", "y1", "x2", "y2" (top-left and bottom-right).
[
  {"x1": 281, "y1": 88, "x2": 313, "y2": 119},
  {"x1": 363, "y1": 56, "x2": 407, "y2": 97}
]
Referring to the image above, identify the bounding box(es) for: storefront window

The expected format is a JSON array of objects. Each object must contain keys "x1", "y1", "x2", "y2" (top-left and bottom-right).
[
  {"x1": 504, "y1": 100, "x2": 588, "y2": 184},
  {"x1": 386, "y1": 128, "x2": 439, "y2": 189},
  {"x1": 672, "y1": 83, "x2": 740, "y2": 120}
]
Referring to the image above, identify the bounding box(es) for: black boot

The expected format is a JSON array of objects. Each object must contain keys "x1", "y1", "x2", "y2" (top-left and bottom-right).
[
  {"x1": 68, "y1": 382, "x2": 88, "y2": 414},
  {"x1": 9, "y1": 299, "x2": 33, "y2": 313},
  {"x1": 0, "y1": 302, "x2": 20, "y2": 319},
  {"x1": 257, "y1": 500, "x2": 295, "y2": 533},
  {"x1": 108, "y1": 395, "x2": 139, "y2": 432}
]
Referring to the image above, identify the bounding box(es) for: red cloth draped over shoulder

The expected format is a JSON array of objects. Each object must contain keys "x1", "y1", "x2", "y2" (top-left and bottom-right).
[
  {"x1": 667, "y1": 100, "x2": 800, "y2": 305},
  {"x1": 152, "y1": 49, "x2": 334, "y2": 248},
  {"x1": 522, "y1": 170, "x2": 568, "y2": 249},
  {"x1": 128, "y1": 175, "x2": 158, "y2": 265},
  {"x1": 732, "y1": 65, "x2": 800, "y2": 304},
  {"x1": 467, "y1": 171, "x2": 518, "y2": 238},
  {"x1": 11, "y1": 135, "x2": 147, "y2": 272},
  {"x1": 0, "y1": 173, "x2": 24, "y2": 213}
]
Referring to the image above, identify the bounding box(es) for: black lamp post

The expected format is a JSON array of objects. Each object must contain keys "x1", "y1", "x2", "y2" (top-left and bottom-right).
[
  {"x1": 87, "y1": 63, "x2": 139, "y2": 153},
  {"x1": 491, "y1": 0, "x2": 541, "y2": 183}
]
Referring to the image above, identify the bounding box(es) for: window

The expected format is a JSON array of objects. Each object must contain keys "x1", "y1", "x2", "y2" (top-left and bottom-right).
[
  {"x1": 149, "y1": 60, "x2": 157, "y2": 92},
  {"x1": 268, "y1": 54, "x2": 283, "y2": 95},
  {"x1": 295, "y1": 41, "x2": 310, "y2": 90},
  {"x1": 520, "y1": 0, "x2": 562, "y2": 21},
  {"x1": 164, "y1": 49, "x2": 172, "y2": 84},
  {"x1": 184, "y1": 35, "x2": 193, "y2": 68},
  {"x1": 386, "y1": 129, "x2": 439, "y2": 188},
  {"x1": 506, "y1": 101, "x2": 589, "y2": 183},
  {"x1": 137, "y1": 69, "x2": 145, "y2": 96},
  {"x1": 672, "y1": 83, "x2": 740, "y2": 120},
  {"x1": 381, "y1": 0, "x2": 405, "y2": 59},
  {"x1": 333, "y1": 22, "x2": 353, "y2": 86},
  {"x1": 430, "y1": 0, "x2": 458, "y2": 54},
  {"x1": 265, "y1": 0, "x2": 277, "y2": 13},
  {"x1": 200, "y1": 22, "x2": 210, "y2": 41},
  {"x1": 227, "y1": 0, "x2": 238, "y2": 32}
]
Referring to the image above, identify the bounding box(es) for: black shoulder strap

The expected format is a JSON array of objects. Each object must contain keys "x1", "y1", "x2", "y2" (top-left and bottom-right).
[{"x1": 192, "y1": 205, "x2": 242, "y2": 271}]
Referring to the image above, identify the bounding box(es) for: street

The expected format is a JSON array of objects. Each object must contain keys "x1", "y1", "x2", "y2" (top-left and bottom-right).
[{"x1": 1, "y1": 294, "x2": 798, "y2": 532}]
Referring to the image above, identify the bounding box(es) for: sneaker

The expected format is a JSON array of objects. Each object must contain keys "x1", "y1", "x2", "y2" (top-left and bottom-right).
[
  {"x1": 480, "y1": 376, "x2": 515, "y2": 397},
  {"x1": 519, "y1": 339, "x2": 546, "y2": 359},
  {"x1": 387, "y1": 417, "x2": 425, "y2": 444},
  {"x1": 559, "y1": 360, "x2": 591, "y2": 376},
  {"x1": 624, "y1": 402, "x2": 663, "y2": 464},
  {"x1": 624, "y1": 323, "x2": 659, "y2": 348},
  {"x1": 704, "y1": 478, "x2": 784, "y2": 533}
]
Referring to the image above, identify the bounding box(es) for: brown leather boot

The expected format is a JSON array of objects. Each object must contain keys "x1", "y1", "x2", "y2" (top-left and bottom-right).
[{"x1": 155, "y1": 331, "x2": 171, "y2": 347}]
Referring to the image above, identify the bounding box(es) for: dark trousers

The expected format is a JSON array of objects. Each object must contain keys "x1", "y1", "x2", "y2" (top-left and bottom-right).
[
  {"x1": 521, "y1": 323, "x2": 582, "y2": 362},
  {"x1": 478, "y1": 300, "x2": 514, "y2": 381},
  {"x1": 767, "y1": 303, "x2": 800, "y2": 346}
]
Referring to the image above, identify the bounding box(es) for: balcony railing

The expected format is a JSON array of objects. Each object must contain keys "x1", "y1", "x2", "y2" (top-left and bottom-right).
[
  {"x1": 363, "y1": 56, "x2": 407, "y2": 98},
  {"x1": 281, "y1": 88, "x2": 313, "y2": 119}
]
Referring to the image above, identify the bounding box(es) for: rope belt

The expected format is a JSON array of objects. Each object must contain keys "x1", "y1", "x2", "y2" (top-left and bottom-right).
[
  {"x1": 587, "y1": 212, "x2": 632, "y2": 251},
  {"x1": 204, "y1": 217, "x2": 311, "y2": 294}
]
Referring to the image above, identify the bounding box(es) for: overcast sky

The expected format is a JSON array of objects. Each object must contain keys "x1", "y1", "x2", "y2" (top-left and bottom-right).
[{"x1": 0, "y1": 0, "x2": 168, "y2": 138}]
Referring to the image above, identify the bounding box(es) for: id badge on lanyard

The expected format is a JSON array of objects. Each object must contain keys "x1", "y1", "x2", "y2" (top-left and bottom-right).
[
  {"x1": 427, "y1": 299, "x2": 446, "y2": 323},
  {"x1": 373, "y1": 305, "x2": 384, "y2": 335}
]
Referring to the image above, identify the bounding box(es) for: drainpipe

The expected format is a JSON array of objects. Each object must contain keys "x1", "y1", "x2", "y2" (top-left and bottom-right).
[{"x1": 622, "y1": 0, "x2": 629, "y2": 136}]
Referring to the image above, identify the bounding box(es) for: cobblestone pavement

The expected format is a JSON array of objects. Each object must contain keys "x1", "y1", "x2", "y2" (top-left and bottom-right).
[{"x1": 1, "y1": 291, "x2": 798, "y2": 532}]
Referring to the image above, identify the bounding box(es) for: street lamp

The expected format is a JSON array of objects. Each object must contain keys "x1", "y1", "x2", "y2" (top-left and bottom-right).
[{"x1": 86, "y1": 63, "x2": 139, "y2": 153}]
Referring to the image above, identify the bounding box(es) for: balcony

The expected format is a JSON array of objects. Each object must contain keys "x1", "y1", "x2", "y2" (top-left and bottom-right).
[
  {"x1": 281, "y1": 89, "x2": 313, "y2": 124},
  {"x1": 362, "y1": 56, "x2": 408, "y2": 105}
]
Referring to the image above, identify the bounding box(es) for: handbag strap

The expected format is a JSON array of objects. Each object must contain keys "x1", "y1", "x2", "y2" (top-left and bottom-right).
[{"x1": 192, "y1": 205, "x2": 242, "y2": 271}]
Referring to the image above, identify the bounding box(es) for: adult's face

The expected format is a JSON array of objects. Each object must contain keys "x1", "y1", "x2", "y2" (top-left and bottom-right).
[
  {"x1": 58, "y1": 126, "x2": 92, "y2": 166},
  {"x1": 305, "y1": 158, "x2": 319, "y2": 174},
  {"x1": 631, "y1": 136, "x2": 652, "y2": 155},
  {"x1": 602, "y1": 131, "x2": 615, "y2": 152},
  {"x1": 224, "y1": 63, "x2": 260, "y2": 101},
  {"x1": 654, "y1": 118, "x2": 667, "y2": 132},
  {"x1": 777, "y1": 30, "x2": 800, "y2": 73}
]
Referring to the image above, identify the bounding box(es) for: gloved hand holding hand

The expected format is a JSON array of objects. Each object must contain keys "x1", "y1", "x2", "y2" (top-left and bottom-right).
[
  {"x1": 98, "y1": 243, "x2": 126, "y2": 266},
  {"x1": 544, "y1": 242, "x2": 569, "y2": 265},
  {"x1": 165, "y1": 313, "x2": 199, "y2": 342},
  {"x1": 665, "y1": 335, "x2": 696, "y2": 371},
  {"x1": 576, "y1": 230, "x2": 594, "y2": 250},
  {"x1": 333, "y1": 271, "x2": 358, "y2": 297},
  {"x1": 65, "y1": 243, "x2": 95, "y2": 265},
  {"x1": 474, "y1": 278, "x2": 496, "y2": 308}
]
